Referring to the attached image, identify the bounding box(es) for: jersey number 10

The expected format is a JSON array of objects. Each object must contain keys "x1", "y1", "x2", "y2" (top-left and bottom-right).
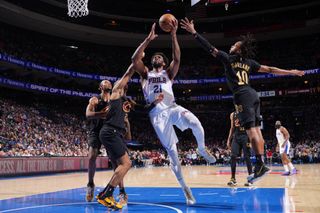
[
  {"x1": 236, "y1": 70, "x2": 249, "y2": 85},
  {"x1": 153, "y1": 85, "x2": 162, "y2": 93}
]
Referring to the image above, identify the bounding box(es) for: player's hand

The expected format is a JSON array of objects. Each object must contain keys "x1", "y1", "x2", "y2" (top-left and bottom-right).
[
  {"x1": 154, "y1": 93, "x2": 164, "y2": 105},
  {"x1": 127, "y1": 99, "x2": 137, "y2": 110},
  {"x1": 169, "y1": 18, "x2": 178, "y2": 36},
  {"x1": 291, "y1": 69, "x2": 304, "y2": 77},
  {"x1": 180, "y1": 17, "x2": 196, "y2": 34},
  {"x1": 100, "y1": 106, "x2": 110, "y2": 119},
  {"x1": 147, "y1": 23, "x2": 158, "y2": 41}
]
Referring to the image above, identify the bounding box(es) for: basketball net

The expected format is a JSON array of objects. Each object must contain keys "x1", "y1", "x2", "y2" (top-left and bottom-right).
[{"x1": 67, "y1": 0, "x2": 89, "y2": 18}]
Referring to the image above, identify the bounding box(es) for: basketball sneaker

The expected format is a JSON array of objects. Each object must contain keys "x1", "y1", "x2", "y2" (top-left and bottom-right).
[
  {"x1": 183, "y1": 187, "x2": 196, "y2": 205},
  {"x1": 197, "y1": 147, "x2": 216, "y2": 164},
  {"x1": 290, "y1": 168, "x2": 298, "y2": 175},
  {"x1": 227, "y1": 178, "x2": 237, "y2": 187},
  {"x1": 118, "y1": 192, "x2": 128, "y2": 206},
  {"x1": 97, "y1": 195, "x2": 122, "y2": 210},
  {"x1": 244, "y1": 180, "x2": 253, "y2": 187},
  {"x1": 281, "y1": 171, "x2": 290, "y2": 176},
  {"x1": 85, "y1": 184, "x2": 95, "y2": 202},
  {"x1": 247, "y1": 164, "x2": 271, "y2": 183}
]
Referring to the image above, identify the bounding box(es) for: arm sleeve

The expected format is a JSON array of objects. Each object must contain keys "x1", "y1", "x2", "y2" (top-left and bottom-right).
[
  {"x1": 216, "y1": 50, "x2": 230, "y2": 63},
  {"x1": 251, "y1": 59, "x2": 261, "y2": 73},
  {"x1": 193, "y1": 33, "x2": 215, "y2": 54}
]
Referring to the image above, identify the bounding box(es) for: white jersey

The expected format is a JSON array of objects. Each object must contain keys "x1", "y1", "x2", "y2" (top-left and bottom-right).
[
  {"x1": 142, "y1": 70, "x2": 175, "y2": 114},
  {"x1": 276, "y1": 128, "x2": 286, "y2": 145}
]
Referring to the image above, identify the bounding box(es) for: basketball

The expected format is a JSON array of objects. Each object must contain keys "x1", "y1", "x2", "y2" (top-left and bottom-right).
[{"x1": 159, "y1": 14, "x2": 176, "y2": 32}]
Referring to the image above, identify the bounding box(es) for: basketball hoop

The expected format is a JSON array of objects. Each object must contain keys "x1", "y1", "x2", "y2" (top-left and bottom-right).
[{"x1": 67, "y1": 0, "x2": 89, "y2": 18}]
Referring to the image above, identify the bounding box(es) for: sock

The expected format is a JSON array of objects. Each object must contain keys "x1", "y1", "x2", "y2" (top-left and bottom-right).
[
  {"x1": 119, "y1": 187, "x2": 126, "y2": 194},
  {"x1": 245, "y1": 156, "x2": 253, "y2": 175},
  {"x1": 283, "y1": 165, "x2": 289, "y2": 172},
  {"x1": 255, "y1": 155, "x2": 264, "y2": 166},
  {"x1": 167, "y1": 145, "x2": 188, "y2": 189},
  {"x1": 100, "y1": 184, "x2": 115, "y2": 198},
  {"x1": 231, "y1": 156, "x2": 237, "y2": 179},
  {"x1": 288, "y1": 163, "x2": 295, "y2": 170},
  {"x1": 87, "y1": 182, "x2": 94, "y2": 187}
]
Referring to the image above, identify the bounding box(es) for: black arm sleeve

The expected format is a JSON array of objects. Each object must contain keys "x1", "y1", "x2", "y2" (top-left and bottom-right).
[
  {"x1": 193, "y1": 32, "x2": 215, "y2": 54},
  {"x1": 216, "y1": 50, "x2": 230, "y2": 63},
  {"x1": 250, "y1": 59, "x2": 261, "y2": 73}
]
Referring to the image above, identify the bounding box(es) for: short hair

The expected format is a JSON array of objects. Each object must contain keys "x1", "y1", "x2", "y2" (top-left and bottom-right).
[
  {"x1": 99, "y1": 80, "x2": 112, "y2": 90},
  {"x1": 239, "y1": 34, "x2": 256, "y2": 59},
  {"x1": 275, "y1": 120, "x2": 281, "y2": 126},
  {"x1": 151, "y1": 52, "x2": 169, "y2": 68}
]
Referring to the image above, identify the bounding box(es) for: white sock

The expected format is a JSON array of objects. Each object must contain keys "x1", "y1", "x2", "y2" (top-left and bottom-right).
[
  {"x1": 283, "y1": 165, "x2": 289, "y2": 172},
  {"x1": 167, "y1": 145, "x2": 187, "y2": 189},
  {"x1": 288, "y1": 163, "x2": 295, "y2": 170}
]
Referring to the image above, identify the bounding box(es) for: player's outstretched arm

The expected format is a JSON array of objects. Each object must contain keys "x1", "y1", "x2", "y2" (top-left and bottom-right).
[
  {"x1": 131, "y1": 93, "x2": 164, "y2": 113},
  {"x1": 131, "y1": 23, "x2": 158, "y2": 78},
  {"x1": 258, "y1": 65, "x2": 304, "y2": 76},
  {"x1": 167, "y1": 19, "x2": 180, "y2": 80},
  {"x1": 180, "y1": 17, "x2": 219, "y2": 57},
  {"x1": 111, "y1": 64, "x2": 135, "y2": 99}
]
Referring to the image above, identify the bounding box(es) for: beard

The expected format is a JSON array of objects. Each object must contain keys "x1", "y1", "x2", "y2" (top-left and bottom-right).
[
  {"x1": 103, "y1": 88, "x2": 112, "y2": 93},
  {"x1": 152, "y1": 61, "x2": 163, "y2": 69}
]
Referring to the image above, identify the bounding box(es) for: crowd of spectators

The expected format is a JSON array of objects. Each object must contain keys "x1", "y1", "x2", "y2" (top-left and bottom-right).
[
  {"x1": 0, "y1": 98, "x2": 88, "y2": 157},
  {"x1": 1, "y1": 93, "x2": 320, "y2": 166},
  {"x1": 0, "y1": 22, "x2": 319, "y2": 166}
]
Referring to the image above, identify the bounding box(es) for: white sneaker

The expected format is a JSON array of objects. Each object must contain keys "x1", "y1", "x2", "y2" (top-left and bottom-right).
[
  {"x1": 197, "y1": 148, "x2": 216, "y2": 164},
  {"x1": 85, "y1": 185, "x2": 95, "y2": 202},
  {"x1": 183, "y1": 187, "x2": 196, "y2": 205}
]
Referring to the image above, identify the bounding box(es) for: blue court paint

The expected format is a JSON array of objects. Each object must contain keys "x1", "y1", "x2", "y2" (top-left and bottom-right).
[{"x1": 0, "y1": 187, "x2": 285, "y2": 213}]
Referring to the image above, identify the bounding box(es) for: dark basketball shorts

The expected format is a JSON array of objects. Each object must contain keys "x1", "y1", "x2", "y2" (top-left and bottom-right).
[
  {"x1": 234, "y1": 88, "x2": 262, "y2": 129},
  {"x1": 99, "y1": 126, "x2": 128, "y2": 161},
  {"x1": 88, "y1": 132, "x2": 102, "y2": 150},
  {"x1": 231, "y1": 134, "x2": 251, "y2": 157}
]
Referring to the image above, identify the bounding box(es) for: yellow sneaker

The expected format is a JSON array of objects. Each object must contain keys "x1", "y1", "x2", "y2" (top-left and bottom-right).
[{"x1": 97, "y1": 196, "x2": 123, "y2": 210}]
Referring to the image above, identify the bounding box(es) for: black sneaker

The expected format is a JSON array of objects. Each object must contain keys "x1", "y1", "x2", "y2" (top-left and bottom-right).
[
  {"x1": 244, "y1": 181, "x2": 253, "y2": 187},
  {"x1": 227, "y1": 178, "x2": 237, "y2": 187},
  {"x1": 247, "y1": 164, "x2": 271, "y2": 183}
]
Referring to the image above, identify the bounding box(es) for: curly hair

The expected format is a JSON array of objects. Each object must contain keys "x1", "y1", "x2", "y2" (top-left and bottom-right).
[
  {"x1": 151, "y1": 52, "x2": 169, "y2": 68},
  {"x1": 239, "y1": 34, "x2": 257, "y2": 59}
]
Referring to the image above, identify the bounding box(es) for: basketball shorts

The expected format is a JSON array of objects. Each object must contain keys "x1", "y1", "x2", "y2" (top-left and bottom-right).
[
  {"x1": 231, "y1": 133, "x2": 251, "y2": 157},
  {"x1": 149, "y1": 104, "x2": 201, "y2": 150},
  {"x1": 279, "y1": 141, "x2": 291, "y2": 155},
  {"x1": 88, "y1": 131, "x2": 102, "y2": 150},
  {"x1": 234, "y1": 88, "x2": 262, "y2": 129},
  {"x1": 99, "y1": 126, "x2": 128, "y2": 161}
]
